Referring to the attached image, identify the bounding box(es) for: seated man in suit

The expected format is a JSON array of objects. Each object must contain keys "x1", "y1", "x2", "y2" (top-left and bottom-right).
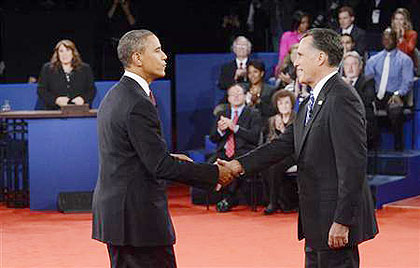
[
  {"x1": 337, "y1": 6, "x2": 366, "y2": 56},
  {"x1": 216, "y1": 36, "x2": 252, "y2": 107},
  {"x1": 365, "y1": 28, "x2": 414, "y2": 151},
  {"x1": 209, "y1": 83, "x2": 262, "y2": 212},
  {"x1": 342, "y1": 51, "x2": 377, "y2": 151}
]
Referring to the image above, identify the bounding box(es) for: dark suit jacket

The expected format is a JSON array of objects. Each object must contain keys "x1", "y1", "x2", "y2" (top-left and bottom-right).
[
  {"x1": 351, "y1": 26, "x2": 367, "y2": 56},
  {"x1": 354, "y1": 74, "x2": 375, "y2": 120},
  {"x1": 37, "y1": 62, "x2": 96, "y2": 109},
  {"x1": 209, "y1": 105, "x2": 262, "y2": 159},
  {"x1": 251, "y1": 83, "x2": 276, "y2": 124},
  {"x1": 337, "y1": 25, "x2": 366, "y2": 55},
  {"x1": 237, "y1": 74, "x2": 378, "y2": 249},
  {"x1": 92, "y1": 76, "x2": 219, "y2": 247},
  {"x1": 218, "y1": 59, "x2": 248, "y2": 91}
]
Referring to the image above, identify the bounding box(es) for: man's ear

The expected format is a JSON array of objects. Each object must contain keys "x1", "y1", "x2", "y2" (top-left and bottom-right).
[
  {"x1": 318, "y1": 51, "x2": 327, "y2": 66},
  {"x1": 132, "y1": 52, "x2": 143, "y2": 67}
]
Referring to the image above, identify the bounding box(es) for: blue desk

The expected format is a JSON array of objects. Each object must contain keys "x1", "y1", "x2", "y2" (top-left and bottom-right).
[
  {"x1": 28, "y1": 115, "x2": 98, "y2": 210},
  {"x1": 0, "y1": 80, "x2": 172, "y2": 149}
]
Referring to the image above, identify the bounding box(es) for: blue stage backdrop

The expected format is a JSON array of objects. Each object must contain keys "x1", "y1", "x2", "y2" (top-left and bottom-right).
[
  {"x1": 0, "y1": 80, "x2": 172, "y2": 150},
  {"x1": 175, "y1": 52, "x2": 278, "y2": 151}
]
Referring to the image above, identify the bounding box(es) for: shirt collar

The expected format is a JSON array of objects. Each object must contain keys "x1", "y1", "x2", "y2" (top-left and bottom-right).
[
  {"x1": 235, "y1": 58, "x2": 248, "y2": 68},
  {"x1": 312, "y1": 70, "x2": 338, "y2": 101},
  {"x1": 124, "y1": 70, "x2": 151, "y2": 96},
  {"x1": 231, "y1": 104, "x2": 245, "y2": 116},
  {"x1": 383, "y1": 48, "x2": 397, "y2": 57},
  {"x1": 342, "y1": 24, "x2": 354, "y2": 34}
]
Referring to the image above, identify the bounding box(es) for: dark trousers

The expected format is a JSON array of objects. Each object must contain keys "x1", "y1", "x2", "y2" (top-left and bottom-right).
[
  {"x1": 305, "y1": 244, "x2": 359, "y2": 268},
  {"x1": 263, "y1": 156, "x2": 297, "y2": 210},
  {"x1": 107, "y1": 244, "x2": 177, "y2": 268},
  {"x1": 375, "y1": 93, "x2": 405, "y2": 151}
]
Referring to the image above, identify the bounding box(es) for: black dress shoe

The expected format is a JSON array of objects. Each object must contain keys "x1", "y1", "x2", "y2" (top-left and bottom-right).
[{"x1": 263, "y1": 204, "x2": 279, "y2": 215}]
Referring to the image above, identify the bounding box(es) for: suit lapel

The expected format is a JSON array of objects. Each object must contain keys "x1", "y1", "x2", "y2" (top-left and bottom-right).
[
  {"x1": 296, "y1": 74, "x2": 337, "y2": 158},
  {"x1": 237, "y1": 106, "x2": 249, "y2": 125}
]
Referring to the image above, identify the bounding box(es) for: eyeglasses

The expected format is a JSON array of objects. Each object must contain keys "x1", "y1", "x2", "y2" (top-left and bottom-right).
[
  {"x1": 234, "y1": 44, "x2": 248, "y2": 48},
  {"x1": 228, "y1": 93, "x2": 244, "y2": 97}
]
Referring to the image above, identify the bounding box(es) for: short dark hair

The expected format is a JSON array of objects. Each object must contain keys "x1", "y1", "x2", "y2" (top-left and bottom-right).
[
  {"x1": 338, "y1": 6, "x2": 354, "y2": 17},
  {"x1": 247, "y1": 60, "x2": 265, "y2": 73},
  {"x1": 303, "y1": 28, "x2": 343, "y2": 67},
  {"x1": 341, "y1": 33, "x2": 354, "y2": 43},
  {"x1": 227, "y1": 83, "x2": 246, "y2": 94},
  {"x1": 383, "y1": 27, "x2": 397, "y2": 43},
  {"x1": 117, "y1": 29, "x2": 154, "y2": 68}
]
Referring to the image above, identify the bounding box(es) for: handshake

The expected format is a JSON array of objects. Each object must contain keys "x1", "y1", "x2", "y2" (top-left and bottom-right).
[
  {"x1": 215, "y1": 159, "x2": 244, "y2": 191},
  {"x1": 170, "y1": 153, "x2": 244, "y2": 191}
]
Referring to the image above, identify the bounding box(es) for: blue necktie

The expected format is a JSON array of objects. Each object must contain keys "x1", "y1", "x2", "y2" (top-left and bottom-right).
[{"x1": 305, "y1": 92, "x2": 315, "y2": 126}]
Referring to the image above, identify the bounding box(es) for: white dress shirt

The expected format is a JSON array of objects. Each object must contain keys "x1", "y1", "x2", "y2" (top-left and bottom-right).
[
  {"x1": 124, "y1": 70, "x2": 151, "y2": 97},
  {"x1": 312, "y1": 70, "x2": 338, "y2": 102},
  {"x1": 341, "y1": 24, "x2": 354, "y2": 35}
]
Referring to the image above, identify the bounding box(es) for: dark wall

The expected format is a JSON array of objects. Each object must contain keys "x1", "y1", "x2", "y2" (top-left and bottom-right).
[{"x1": 2, "y1": 9, "x2": 95, "y2": 83}]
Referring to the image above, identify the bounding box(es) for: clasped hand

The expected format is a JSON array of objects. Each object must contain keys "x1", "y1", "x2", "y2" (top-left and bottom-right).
[
  {"x1": 217, "y1": 116, "x2": 235, "y2": 132},
  {"x1": 214, "y1": 159, "x2": 244, "y2": 191}
]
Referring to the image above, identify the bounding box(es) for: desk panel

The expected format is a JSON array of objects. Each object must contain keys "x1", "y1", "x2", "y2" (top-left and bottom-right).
[{"x1": 28, "y1": 117, "x2": 98, "y2": 210}]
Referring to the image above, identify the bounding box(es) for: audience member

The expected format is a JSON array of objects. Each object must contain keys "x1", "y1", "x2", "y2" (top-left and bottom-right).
[
  {"x1": 263, "y1": 89, "x2": 298, "y2": 215},
  {"x1": 272, "y1": 43, "x2": 299, "y2": 90},
  {"x1": 209, "y1": 83, "x2": 262, "y2": 212},
  {"x1": 245, "y1": 0, "x2": 270, "y2": 52},
  {"x1": 217, "y1": 36, "x2": 253, "y2": 103},
  {"x1": 37, "y1": 39, "x2": 96, "y2": 110},
  {"x1": 341, "y1": 33, "x2": 356, "y2": 54},
  {"x1": 342, "y1": 51, "x2": 377, "y2": 150},
  {"x1": 363, "y1": 0, "x2": 400, "y2": 51},
  {"x1": 221, "y1": 8, "x2": 243, "y2": 51},
  {"x1": 391, "y1": 8, "x2": 418, "y2": 69},
  {"x1": 245, "y1": 60, "x2": 276, "y2": 128},
  {"x1": 365, "y1": 28, "x2": 414, "y2": 151},
  {"x1": 276, "y1": 10, "x2": 310, "y2": 68},
  {"x1": 336, "y1": 6, "x2": 366, "y2": 56}
]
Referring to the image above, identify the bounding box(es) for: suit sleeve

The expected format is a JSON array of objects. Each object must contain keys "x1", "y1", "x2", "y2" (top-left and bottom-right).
[
  {"x1": 218, "y1": 63, "x2": 235, "y2": 90},
  {"x1": 209, "y1": 114, "x2": 226, "y2": 143},
  {"x1": 237, "y1": 123, "x2": 294, "y2": 174},
  {"x1": 79, "y1": 64, "x2": 96, "y2": 105},
  {"x1": 127, "y1": 100, "x2": 219, "y2": 190},
  {"x1": 37, "y1": 64, "x2": 57, "y2": 108},
  {"x1": 330, "y1": 93, "x2": 367, "y2": 226},
  {"x1": 236, "y1": 109, "x2": 262, "y2": 145}
]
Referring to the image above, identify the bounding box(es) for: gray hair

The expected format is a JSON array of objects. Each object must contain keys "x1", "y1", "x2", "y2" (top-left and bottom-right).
[
  {"x1": 231, "y1": 36, "x2": 252, "y2": 52},
  {"x1": 117, "y1": 29, "x2": 154, "y2": 68},
  {"x1": 302, "y1": 28, "x2": 343, "y2": 67},
  {"x1": 343, "y1": 51, "x2": 363, "y2": 67}
]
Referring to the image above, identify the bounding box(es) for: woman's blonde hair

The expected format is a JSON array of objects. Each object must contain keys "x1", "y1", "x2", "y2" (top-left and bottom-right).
[{"x1": 391, "y1": 8, "x2": 413, "y2": 31}]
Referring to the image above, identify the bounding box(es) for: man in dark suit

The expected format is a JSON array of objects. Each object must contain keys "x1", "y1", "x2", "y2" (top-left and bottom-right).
[
  {"x1": 218, "y1": 28, "x2": 378, "y2": 267},
  {"x1": 342, "y1": 51, "x2": 377, "y2": 151},
  {"x1": 209, "y1": 83, "x2": 262, "y2": 212},
  {"x1": 217, "y1": 36, "x2": 252, "y2": 104},
  {"x1": 336, "y1": 6, "x2": 366, "y2": 56},
  {"x1": 92, "y1": 29, "x2": 234, "y2": 268}
]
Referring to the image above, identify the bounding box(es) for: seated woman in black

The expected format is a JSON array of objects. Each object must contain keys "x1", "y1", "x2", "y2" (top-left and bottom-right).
[
  {"x1": 245, "y1": 60, "x2": 276, "y2": 127},
  {"x1": 263, "y1": 89, "x2": 298, "y2": 215},
  {"x1": 37, "y1": 39, "x2": 96, "y2": 110}
]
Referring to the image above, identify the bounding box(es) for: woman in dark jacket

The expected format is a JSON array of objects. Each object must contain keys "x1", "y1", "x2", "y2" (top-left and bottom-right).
[
  {"x1": 37, "y1": 39, "x2": 96, "y2": 110},
  {"x1": 263, "y1": 89, "x2": 298, "y2": 215}
]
